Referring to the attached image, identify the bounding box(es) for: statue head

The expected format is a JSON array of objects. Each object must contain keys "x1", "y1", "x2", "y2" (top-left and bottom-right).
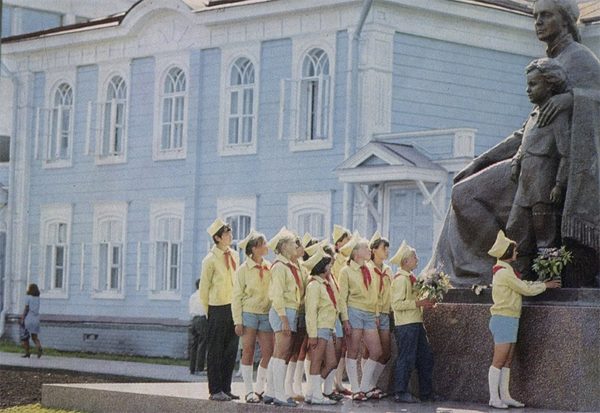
[
  {"x1": 525, "y1": 58, "x2": 569, "y2": 105},
  {"x1": 533, "y1": 0, "x2": 581, "y2": 43}
]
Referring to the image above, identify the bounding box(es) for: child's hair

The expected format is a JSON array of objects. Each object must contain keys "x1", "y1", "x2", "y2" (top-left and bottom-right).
[
  {"x1": 525, "y1": 58, "x2": 569, "y2": 95},
  {"x1": 400, "y1": 248, "x2": 417, "y2": 268},
  {"x1": 370, "y1": 237, "x2": 390, "y2": 261},
  {"x1": 347, "y1": 241, "x2": 369, "y2": 265},
  {"x1": 310, "y1": 255, "x2": 333, "y2": 276},
  {"x1": 499, "y1": 242, "x2": 517, "y2": 261},
  {"x1": 303, "y1": 239, "x2": 318, "y2": 261},
  {"x1": 195, "y1": 279, "x2": 200, "y2": 290},
  {"x1": 245, "y1": 234, "x2": 266, "y2": 256},
  {"x1": 334, "y1": 232, "x2": 349, "y2": 252},
  {"x1": 323, "y1": 244, "x2": 335, "y2": 257},
  {"x1": 212, "y1": 224, "x2": 232, "y2": 244},
  {"x1": 275, "y1": 235, "x2": 296, "y2": 255},
  {"x1": 27, "y1": 283, "x2": 40, "y2": 297}
]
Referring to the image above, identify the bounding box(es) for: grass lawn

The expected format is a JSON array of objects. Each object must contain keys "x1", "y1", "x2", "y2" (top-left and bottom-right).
[
  {"x1": 0, "y1": 339, "x2": 187, "y2": 367},
  {"x1": 0, "y1": 404, "x2": 83, "y2": 413}
]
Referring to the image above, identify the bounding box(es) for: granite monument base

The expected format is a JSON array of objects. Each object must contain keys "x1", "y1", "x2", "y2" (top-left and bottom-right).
[{"x1": 422, "y1": 288, "x2": 600, "y2": 411}]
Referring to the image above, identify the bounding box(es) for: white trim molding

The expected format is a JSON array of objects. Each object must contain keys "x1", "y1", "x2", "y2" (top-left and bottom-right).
[
  {"x1": 218, "y1": 43, "x2": 260, "y2": 157},
  {"x1": 91, "y1": 201, "x2": 128, "y2": 300},
  {"x1": 287, "y1": 191, "x2": 332, "y2": 240},
  {"x1": 39, "y1": 203, "x2": 73, "y2": 299},
  {"x1": 153, "y1": 54, "x2": 190, "y2": 162},
  {"x1": 148, "y1": 200, "x2": 185, "y2": 300}
]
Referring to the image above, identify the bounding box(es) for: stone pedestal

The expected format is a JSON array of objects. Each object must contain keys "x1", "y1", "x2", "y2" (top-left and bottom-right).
[{"x1": 423, "y1": 288, "x2": 600, "y2": 412}]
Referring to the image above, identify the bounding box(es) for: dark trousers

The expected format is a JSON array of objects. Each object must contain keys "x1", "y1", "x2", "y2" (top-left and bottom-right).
[
  {"x1": 207, "y1": 304, "x2": 239, "y2": 395},
  {"x1": 188, "y1": 315, "x2": 208, "y2": 373},
  {"x1": 393, "y1": 323, "x2": 434, "y2": 397}
]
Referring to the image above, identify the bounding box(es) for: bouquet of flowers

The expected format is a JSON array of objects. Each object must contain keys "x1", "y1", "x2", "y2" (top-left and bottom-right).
[
  {"x1": 532, "y1": 246, "x2": 572, "y2": 282},
  {"x1": 415, "y1": 268, "x2": 452, "y2": 302}
]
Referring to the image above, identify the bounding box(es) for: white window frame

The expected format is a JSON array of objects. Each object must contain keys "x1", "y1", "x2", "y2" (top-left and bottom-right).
[
  {"x1": 217, "y1": 195, "x2": 256, "y2": 258},
  {"x1": 94, "y1": 65, "x2": 129, "y2": 165},
  {"x1": 288, "y1": 191, "x2": 332, "y2": 240},
  {"x1": 153, "y1": 57, "x2": 189, "y2": 161},
  {"x1": 39, "y1": 204, "x2": 72, "y2": 299},
  {"x1": 149, "y1": 200, "x2": 184, "y2": 300},
  {"x1": 279, "y1": 39, "x2": 335, "y2": 152},
  {"x1": 92, "y1": 202, "x2": 128, "y2": 299},
  {"x1": 218, "y1": 45, "x2": 260, "y2": 157},
  {"x1": 42, "y1": 80, "x2": 75, "y2": 168}
]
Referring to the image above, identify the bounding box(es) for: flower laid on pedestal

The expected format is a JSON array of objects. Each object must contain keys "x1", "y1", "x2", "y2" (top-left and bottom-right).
[
  {"x1": 415, "y1": 268, "x2": 452, "y2": 302},
  {"x1": 532, "y1": 246, "x2": 573, "y2": 282}
]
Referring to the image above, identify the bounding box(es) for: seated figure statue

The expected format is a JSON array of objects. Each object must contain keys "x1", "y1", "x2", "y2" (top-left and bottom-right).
[{"x1": 429, "y1": 0, "x2": 600, "y2": 287}]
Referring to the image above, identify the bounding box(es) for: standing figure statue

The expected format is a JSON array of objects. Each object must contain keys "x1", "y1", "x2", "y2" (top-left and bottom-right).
[{"x1": 430, "y1": 0, "x2": 600, "y2": 287}]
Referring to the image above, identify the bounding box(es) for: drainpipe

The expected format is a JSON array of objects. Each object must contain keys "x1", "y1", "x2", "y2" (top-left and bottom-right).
[
  {"x1": 0, "y1": 59, "x2": 19, "y2": 338},
  {"x1": 343, "y1": 0, "x2": 373, "y2": 229}
]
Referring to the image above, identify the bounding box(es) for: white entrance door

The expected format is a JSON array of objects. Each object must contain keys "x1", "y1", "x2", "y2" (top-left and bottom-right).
[{"x1": 386, "y1": 187, "x2": 433, "y2": 274}]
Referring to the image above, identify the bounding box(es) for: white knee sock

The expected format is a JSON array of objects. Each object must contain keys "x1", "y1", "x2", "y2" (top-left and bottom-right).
[
  {"x1": 273, "y1": 358, "x2": 288, "y2": 401},
  {"x1": 345, "y1": 358, "x2": 360, "y2": 393},
  {"x1": 310, "y1": 374, "x2": 323, "y2": 401},
  {"x1": 255, "y1": 365, "x2": 267, "y2": 395},
  {"x1": 371, "y1": 361, "x2": 386, "y2": 389},
  {"x1": 285, "y1": 361, "x2": 296, "y2": 397},
  {"x1": 241, "y1": 364, "x2": 254, "y2": 395},
  {"x1": 304, "y1": 359, "x2": 312, "y2": 384},
  {"x1": 500, "y1": 367, "x2": 525, "y2": 407},
  {"x1": 293, "y1": 360, "x2": 304, "y2": 395},
  {"x1": 324, "y1": 369, "x2": 336, "y2": 395},
  {"x1": 360, "y1": 358, "x2": 377, "y2": 392},
  {"x1": 265, "y1": 359, "x2": 275, "y2": 398},
  {"x1": 488, "y1": 366, "x2": 507, "y2": 408}
]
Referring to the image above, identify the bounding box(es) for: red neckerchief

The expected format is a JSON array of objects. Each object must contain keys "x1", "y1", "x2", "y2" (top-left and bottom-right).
[
  {"x1": 493, "y1": 264, "x2": 521, "y2": 279},
  {"x1": 327, "y1": 273, "x2": 339, "y2": 291},
  {"x1": 373, "y1": 267, "x2": 388, "y2": 293},
  {"x1": 223, "y1": 249, "x2": 237, "y2": 271},
  {"x1": 309, "y1": 277, "x2": 337, "y2": 309},
  {"x1": 409, "y1": 273, "x2": 417, "y2": 285},
  {"x1": 272, "y1": 260, "x2": 303, "y2": 291},
  {"x1": 360, "y1": 265, "x2": 372, "y2": 289},
  {"x1": 253, "y1": 263, "x2": 269, "y2": 280}
]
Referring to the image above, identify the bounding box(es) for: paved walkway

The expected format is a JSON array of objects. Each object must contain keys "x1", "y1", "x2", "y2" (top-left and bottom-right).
[
  {"x1": 0, "y1": 351, "x2": 207, "y2": 382},
  {"x1": 0, "y1": 351, "x2": 586, "y2": 412}
]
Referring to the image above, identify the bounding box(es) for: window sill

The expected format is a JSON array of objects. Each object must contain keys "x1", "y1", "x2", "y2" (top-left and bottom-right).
[
  {"x1": 148, "y1": 290, "x2": 181, "y2": 301},
  {"x1": 153, "y1": 149, "x2": 186, "y2": 161},
  {"x1": 219, "y1": 142, "x2": 257, "y2": 157},
  {"x1": 96, "y1": 154, "x2": 127, "y2": 166},
  {"x1": 91, "y1": 291, "x2": 125, "y2": 300},
  {"x1": 41, "y1": 290, "x2": 68, "y2": 299},
  {"x1": 289, "y1": 138, "x2": 333, "y2": 152},
  {"x1": 42, "y1": 159, "x2": 73, "y2": 169}
]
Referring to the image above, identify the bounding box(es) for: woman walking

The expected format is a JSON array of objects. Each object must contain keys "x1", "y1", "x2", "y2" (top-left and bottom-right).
[{"x1": 20, "y1": 283, "x2": 42, "y2": 358}]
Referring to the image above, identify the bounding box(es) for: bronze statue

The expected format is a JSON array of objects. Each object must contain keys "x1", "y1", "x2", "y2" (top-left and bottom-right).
[{"x1": 430, "y1": 0, "x2": 600, "y2": 288}]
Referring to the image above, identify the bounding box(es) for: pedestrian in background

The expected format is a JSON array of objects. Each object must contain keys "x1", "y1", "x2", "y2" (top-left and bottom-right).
[
  {"x1": 188, "y1": 278, "x2": 207, "y2": 375},
  {"x1": 20, "y1": 283, "x2": 42, "y2": 358}
]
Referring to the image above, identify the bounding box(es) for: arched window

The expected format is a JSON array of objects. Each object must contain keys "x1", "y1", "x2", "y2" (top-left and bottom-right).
[
  {"x1": 227, "y1": 58, "x2": 256, "y2": 146},
  {"x1": 160, "y1": 67, "x2": 186, "y2": 152},
  {"x1": 299, "y1": 49, "x2": 330, "y2": 141},
  {"x1": 101, "y1": 76, "x2": 127, "y2": 157},
  {"x1": 48, "y1": 83, "x2": 73, "y2": 161}
]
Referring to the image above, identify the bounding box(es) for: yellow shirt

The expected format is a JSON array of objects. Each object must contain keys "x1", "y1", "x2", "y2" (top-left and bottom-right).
[
  {"x1": 491, "y1": 260, "x2": 546, "y2": 318},
  {"x1": 339, "y1": 260, "x2": 380, "y2": 321},
  {"x1": 199, "y1": 245, "x2": 239, "y2": 313},
  {"x1": 371, "y1": 261, "x2": 392, "y2": 314},
  {"x1": 305, "y1": 276, "x2": 338, "y2": 338},
  {"x1": 295, "y1": 258, "x2": 309, "y2": 314},
  {"x1": 391, "y1": 268, "x2": 423, "y2": 325},
  {"x1": 331, "y1": 253, "x2": 346, "y2": 285},
  {"x1": 231, "y1": 257, "x2": 272, "y2": 325},
  {"x1": 269, "y1": 254, "x2": 302, "y2": 316}
]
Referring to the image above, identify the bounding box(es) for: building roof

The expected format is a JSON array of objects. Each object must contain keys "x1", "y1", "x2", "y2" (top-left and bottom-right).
[{"x1": 2, "y1": 0, "x2": 600, "y2": 44}]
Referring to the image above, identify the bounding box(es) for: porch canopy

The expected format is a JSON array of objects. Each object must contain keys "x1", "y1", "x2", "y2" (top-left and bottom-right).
[{"x1": 335, "y1": 141, "x2": 448, "y2": 220}]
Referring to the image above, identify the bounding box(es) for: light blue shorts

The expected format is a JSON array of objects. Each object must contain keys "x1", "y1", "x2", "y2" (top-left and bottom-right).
[
  {"x1": 269, "y1": 307, "x2": 298, "y2": 333},
  {"x1": 242, "y1": 311, "x2": 273, "y2": 332},
  {"x1": 348, "y1": 307, "x2": 377, "y2": 330},
  {"x1": 489, "y1": 315, "x2": 519, "y2": 344},
  {"x1": 317, "y1": 328, "x2": 334, "y2": 341},
  {"x1": 378, "y1": 313, "x2": 390, "y2": 330},
  {"x1": 335, "y1": 318, "x2": 343, "y2": 338}
]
